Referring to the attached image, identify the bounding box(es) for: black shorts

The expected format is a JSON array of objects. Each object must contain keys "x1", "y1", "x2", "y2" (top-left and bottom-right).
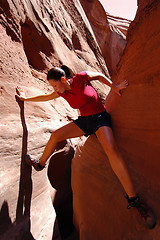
[{"x1": 73, "y1": 111, "x2": 112, "y2": 137}]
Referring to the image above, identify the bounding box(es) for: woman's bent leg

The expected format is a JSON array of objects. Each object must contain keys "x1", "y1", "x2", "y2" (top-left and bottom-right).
[
  {"x1": 40, "y1": 122, "x2": 85, "y2": 166},
  {"x1": 96, "y1": 126, "x2": 136, "y2": 198}
]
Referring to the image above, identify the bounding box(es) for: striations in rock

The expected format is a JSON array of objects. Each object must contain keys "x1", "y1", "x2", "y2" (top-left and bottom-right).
[
  {"x1": 1, "y1": 0, "x2": 160, "y2": 239},
  {"x1": 0, "y1": 0, "x2": 110, "y2": 239},
  {"x1": 106, "y1": 13, "x2": 131, "y2": 36}
]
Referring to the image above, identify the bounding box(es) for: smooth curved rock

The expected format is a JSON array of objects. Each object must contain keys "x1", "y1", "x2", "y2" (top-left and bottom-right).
[
  {"x1": 72, "y1": 0, "x2": 160, "y2": 239},
  {"x1": 79, "y1": 0, "x2": 128, "y2": 75}
]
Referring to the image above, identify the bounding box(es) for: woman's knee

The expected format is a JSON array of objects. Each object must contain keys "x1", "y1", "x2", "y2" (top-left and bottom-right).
[
  {"x1": 50, "y1": 131, "x2": 60, "y2": 143},
  {"x1": 50, "y1": 130, "x2": 65, "y2": 143}
]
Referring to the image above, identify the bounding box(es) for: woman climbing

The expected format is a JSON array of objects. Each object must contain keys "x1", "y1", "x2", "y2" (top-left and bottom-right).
[{"x1": 16, "y1": 65, "x2": 156, "y2": 229}]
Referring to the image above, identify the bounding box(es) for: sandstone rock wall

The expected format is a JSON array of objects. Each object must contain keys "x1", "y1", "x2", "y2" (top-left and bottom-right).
[
  {"x1": 79, "y1": 0, "x2": 129, "y2": 75},
  {"x1": 137, "y1": 0, "x2": 155, "y2": 11},
  {"x1": 0, "y1": 0, "x2": 109, "y2": 239},
  {"x1": 106, "y1": 13, "x2": 131, "y2": 36},
  {"x1": 72, "y1": 0, "x2": 160, "y2": 239}
]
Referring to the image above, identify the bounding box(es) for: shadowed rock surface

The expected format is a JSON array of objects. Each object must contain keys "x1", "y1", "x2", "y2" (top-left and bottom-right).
[
  {"x1": 47, "y1": 142, "x2": 79, "y2": 240},
  {"x1": 72, "y1": 0, "x2": 160, "y2": 239},
  {"x1": 79, "y1": 0, "x2": 130, "y2": 75}
]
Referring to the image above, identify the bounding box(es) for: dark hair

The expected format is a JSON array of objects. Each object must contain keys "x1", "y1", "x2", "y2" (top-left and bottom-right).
[
  {"x1": 60, "y1": 65, "x2": 73, "y2": 79},
  {"x1": 47, "y1": 67, "x2": 65, "y2": 81}
]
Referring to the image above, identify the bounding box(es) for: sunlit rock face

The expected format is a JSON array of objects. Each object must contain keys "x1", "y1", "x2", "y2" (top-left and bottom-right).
[
  {"x1": 2, "y1": 0, "x2": 160, "y2": 239},
  {"x1": 106, "y1": 13, "x2": 131, "y2": 36},
  {"x1": 72, "y1": 0, "x2": 160, "y2": 239},
  {"x1": 0, "y1": 0, "x2": 109, "y2": 239},
  {"x1": 79, "y1": 0, "x2": 130, "y2": 75}
]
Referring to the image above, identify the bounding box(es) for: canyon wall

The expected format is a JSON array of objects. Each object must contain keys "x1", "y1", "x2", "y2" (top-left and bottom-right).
[
  {"x1": 0, "y1": 0, "x2": 109, "y2": 239},
  {"x1": 1, "y1": 0, "x2": 160, "y2": 239},
  {"x1": 79, "y1": 0, "x2": 130, "y2": 75},
  {"x1": 72, "y1": 0, "x2": 160, "y2": 239}
]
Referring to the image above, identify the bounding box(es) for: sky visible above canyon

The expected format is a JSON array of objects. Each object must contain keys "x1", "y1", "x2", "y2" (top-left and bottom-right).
[{"x1": 99, "y1": 0, "x2": 137, "y2": 20}]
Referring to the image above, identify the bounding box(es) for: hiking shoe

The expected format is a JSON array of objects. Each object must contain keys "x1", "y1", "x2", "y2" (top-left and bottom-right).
[
  {"x1": 126, "y1": 194, "x2": 156, "y2": 229},
  {"x1": 25, "y1": 154, "x2": 46, "y2": 171}
]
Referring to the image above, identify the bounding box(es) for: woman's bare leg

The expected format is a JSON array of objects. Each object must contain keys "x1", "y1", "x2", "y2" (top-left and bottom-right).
[
  {"x1": 96, "y1": 126, "x2": 136, "y2": 198},
  {"x1": 40, "y1": 122, "x2": 84, "y2": 166}
]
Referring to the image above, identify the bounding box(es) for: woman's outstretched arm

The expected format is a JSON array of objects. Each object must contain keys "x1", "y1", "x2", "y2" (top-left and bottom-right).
[
  {"x1": 16, "y1": 86, "x2": 59, "y2": 102},
  {"x1": 86, "y1": 71, "x2": 128, "y2": 96}
]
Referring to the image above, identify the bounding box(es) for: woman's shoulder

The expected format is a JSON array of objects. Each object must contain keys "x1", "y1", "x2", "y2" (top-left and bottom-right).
[
  {"x1": 75, "y1": 71, "x2": 87, "y2": 77},
  {"x1": 72, "y1": 71, "x2": 88, "y2": 86},
  {"x1": 73, "y1": 71, "x2": 88, "y2": 81}
]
